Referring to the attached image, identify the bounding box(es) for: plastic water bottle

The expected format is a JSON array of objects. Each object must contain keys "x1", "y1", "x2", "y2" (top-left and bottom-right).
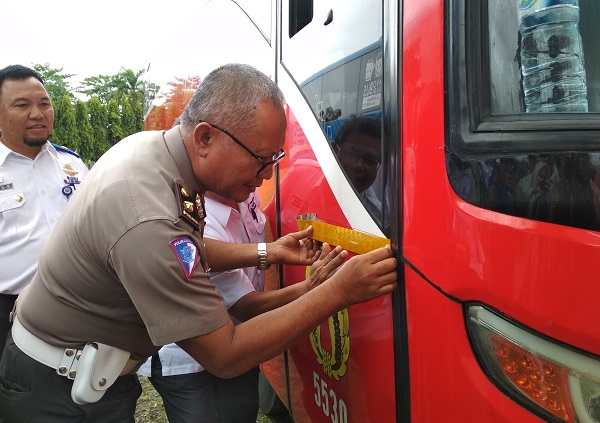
[{"x1": 517, "y1": 0, "x2": 588, "y2": 112}]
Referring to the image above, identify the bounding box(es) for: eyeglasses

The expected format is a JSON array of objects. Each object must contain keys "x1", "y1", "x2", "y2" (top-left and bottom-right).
[{"x1": 199, "y1": 120, "x2": 286, "y2": 176}]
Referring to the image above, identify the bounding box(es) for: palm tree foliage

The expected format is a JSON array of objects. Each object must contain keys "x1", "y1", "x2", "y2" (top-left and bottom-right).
[{"x1": 32, "y1": 63, "x2": 161, "y2": 165}]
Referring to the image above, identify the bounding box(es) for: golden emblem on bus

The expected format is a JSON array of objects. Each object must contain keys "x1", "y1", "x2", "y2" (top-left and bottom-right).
[{"x1": 310, "y1": 306, "x2": 350, "y2": 381}]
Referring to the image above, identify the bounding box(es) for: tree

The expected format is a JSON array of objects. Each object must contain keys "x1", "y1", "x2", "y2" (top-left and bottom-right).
[
  {"x1": 51, "y1": 94, "x2": 77, "y2": 150},
  {"x1": 33, "y1": 63, "x2": 76, "y2": 108},
  {"x1": 79, "y1": 68, "x2": 159, "y2": 116},
  {"x1": 74, "y1": 100, "x2": 95, "y2": 163},
  {"x1": 31, "y1": 63, "x2": 159, "y2": 159},
  {"x1": 106, "y1": 98, "x2": 124, "y2": 146},
  {"x1": 78, "y1": 75, "x2": 113, "y2": 103},
  {"x1": 117, "y1": 67, "x2": 159, "y2": 116},
  {"x1": 120, "y1": 96, "x2": 137, "y2": 138},
  {"x1": 132, "y1": 101, "x2": 144, "y2": 132},
  {"x1": 88, "y1": 97, "x2": 109, "y2": 160}
]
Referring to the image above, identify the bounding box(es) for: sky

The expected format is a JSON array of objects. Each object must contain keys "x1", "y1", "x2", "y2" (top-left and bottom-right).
[{"x1": 0, "y1": 0, "x2": 272, "y2": 99}]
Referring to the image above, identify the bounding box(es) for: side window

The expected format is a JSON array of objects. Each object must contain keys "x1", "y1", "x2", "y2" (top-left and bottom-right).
[
  {"x1": 283, "y1": 0, "x2": 386, "y2": 229},
  {"x1": 446, "y1": 0, "x2": 600, "y2": 231},
  {"x1": 290, "y1": 0, "x2": 313, "y2": 38}
]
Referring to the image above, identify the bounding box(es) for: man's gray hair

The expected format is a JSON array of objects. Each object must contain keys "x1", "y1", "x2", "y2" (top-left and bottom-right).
[{"x1": 180, "y1": 63, "x2": 285, "y2": 135}]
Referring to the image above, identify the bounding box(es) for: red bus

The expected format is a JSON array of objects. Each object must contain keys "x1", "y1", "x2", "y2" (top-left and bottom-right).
[{"x1": 146, "y1": 0, "x2": 600, "y2": 421}]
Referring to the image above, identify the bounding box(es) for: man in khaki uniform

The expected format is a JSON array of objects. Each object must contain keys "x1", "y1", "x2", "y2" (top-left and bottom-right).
[{"x1": 0, "y1": 63, "x2": 397, "y2": 422}]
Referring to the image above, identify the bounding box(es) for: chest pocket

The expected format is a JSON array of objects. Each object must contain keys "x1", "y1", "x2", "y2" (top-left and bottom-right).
[{"x1": 0, "y1": 191, "x2": 33, "y2": 244}]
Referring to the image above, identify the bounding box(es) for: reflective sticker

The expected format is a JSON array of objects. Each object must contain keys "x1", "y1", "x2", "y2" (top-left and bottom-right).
[
  {"x1": 296, "y1": 215, "x2": 390, "y2": 255},
  {"x1": 170, "y1": 236, "x2": 198, "y2": 280}
]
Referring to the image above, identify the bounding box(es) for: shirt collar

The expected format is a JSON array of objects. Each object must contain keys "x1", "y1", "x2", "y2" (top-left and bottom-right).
[
  {"x1": 359, "y1": 186, "x2": 382, "y2": 208},
  {"x1": 205, "y1": 196, "x2": 236, "y2": 229},
  {"x1": 0, "y1": 140, "x2": 53, "y2": 166}
]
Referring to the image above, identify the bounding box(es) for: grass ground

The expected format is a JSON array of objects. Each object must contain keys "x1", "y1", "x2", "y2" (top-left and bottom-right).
[
  {"x1": 135, "y1": 376, "x2": 291, "y2": 423},
  {"x1": 135, "y1": 376, "x2": 169, "y2": 422}
]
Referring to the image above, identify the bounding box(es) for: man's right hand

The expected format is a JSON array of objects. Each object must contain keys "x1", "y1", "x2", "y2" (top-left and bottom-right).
[{"x1": 329, "y1": 245, "x2": 397, "y2": 305}]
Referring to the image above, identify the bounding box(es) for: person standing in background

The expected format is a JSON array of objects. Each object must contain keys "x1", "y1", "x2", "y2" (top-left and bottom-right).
[{"x1": 0, "y1": 64, "x2": 89, "y2": 359}]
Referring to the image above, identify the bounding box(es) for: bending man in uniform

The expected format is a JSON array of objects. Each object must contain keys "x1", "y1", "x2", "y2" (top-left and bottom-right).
[
  {"x1": 139, "y1": 190, "x2": 342, "y2": 423},
  {"x1": 0, "y1": 63, "x2": 397, "y2": 423},
  {"x1": 0, "y1": 65, "x2": 88, "y2": 360}
]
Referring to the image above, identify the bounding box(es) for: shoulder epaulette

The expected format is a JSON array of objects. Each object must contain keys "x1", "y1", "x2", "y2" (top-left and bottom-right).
[{"x1": 52, "y1": 143, "x2": 81, "y2": 158}]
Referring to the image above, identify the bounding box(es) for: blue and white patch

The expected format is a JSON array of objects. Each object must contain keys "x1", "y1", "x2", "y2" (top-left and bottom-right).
[
  {"x1": 170, "y1": 236, "x2": 198, "y2": 281},
  {"x1": 0, "y1": 183, "x2": 14, "y2": 191}
]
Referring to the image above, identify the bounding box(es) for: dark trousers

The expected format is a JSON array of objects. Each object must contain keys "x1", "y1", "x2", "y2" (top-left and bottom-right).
[
  {"x1": 148, "y1": 357, "x2": 259, "y2": 423},
  {"x1": 149, "y1": 371, "x2": 218, "y2": 423},
  {"x1": 0, "y1": 334, "x2": 142, "y2": 423},
  {"x1": 214, "y1": 366, "x2": 260, "y2": 423},
  {"x1": 0, "y1": 294, "x2": 18, "y2": 362}
]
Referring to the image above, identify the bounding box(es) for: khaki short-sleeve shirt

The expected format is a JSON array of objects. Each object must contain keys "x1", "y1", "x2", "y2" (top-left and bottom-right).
[{"x1": 18, "y1": 128, "x2": 229, "y2": 357}]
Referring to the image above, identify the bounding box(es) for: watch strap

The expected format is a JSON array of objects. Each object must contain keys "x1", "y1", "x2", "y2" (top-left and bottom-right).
[{"x1": 257, "y1": 242, "x2": 270, "y2": 270}]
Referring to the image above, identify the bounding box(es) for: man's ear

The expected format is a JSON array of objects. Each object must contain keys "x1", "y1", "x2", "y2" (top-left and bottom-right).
[{"x1": 192, "y1": 122, "x2": 213, "y2": 158}]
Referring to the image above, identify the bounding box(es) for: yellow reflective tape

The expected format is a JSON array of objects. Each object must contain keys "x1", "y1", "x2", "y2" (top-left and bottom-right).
[{"x1": 296, "y1": 218, "x2": 390, "y2": 255}]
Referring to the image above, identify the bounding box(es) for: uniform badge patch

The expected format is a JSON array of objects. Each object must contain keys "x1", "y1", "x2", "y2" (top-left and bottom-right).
[
  {"x1": 170, "y1": 236, "x2": 198, "y2": 280},
  {"x1": 63, "y1": 164, "x2": 82, "y2": 186},
  {"x1": 0, "y1": 183, "x2": 14, "y2": 191}
]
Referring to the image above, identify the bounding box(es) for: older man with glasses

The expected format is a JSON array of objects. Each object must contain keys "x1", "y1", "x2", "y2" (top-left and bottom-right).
[{"x1": 0, "y1": 63, "x2": 397, "y2": 423}]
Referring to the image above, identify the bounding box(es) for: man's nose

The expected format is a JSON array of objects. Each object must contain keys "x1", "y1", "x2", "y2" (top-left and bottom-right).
[
  {"x1": 350, "y1": 156, "x2": 368, "y2": 172},
  {"x1": 258, "y1": 165, "x2": 275, "y2": 180},
  {"x1": 29, "y1": 106, "x2": 45, "y2": 119}
]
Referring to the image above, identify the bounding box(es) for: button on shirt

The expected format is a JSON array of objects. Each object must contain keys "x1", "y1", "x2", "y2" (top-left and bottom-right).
[
  {"x1": 138, "y1": 191, "x2": 266, "y2": 377},
  {"x1": 0, "y1": 142, "x2": 88, "y2": 294}
]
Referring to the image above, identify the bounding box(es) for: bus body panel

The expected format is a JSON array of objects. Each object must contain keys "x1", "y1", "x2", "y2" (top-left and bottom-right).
[
  {"x1": 405, "y1": 265, "x2": 545, "y2": 422},
  {"x1": 402, "y1": 0, "x2": 600, "y2": 356}
]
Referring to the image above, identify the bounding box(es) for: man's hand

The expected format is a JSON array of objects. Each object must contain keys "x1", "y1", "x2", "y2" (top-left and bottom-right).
[
  {"x1": 329, "y1": 245, "x2": 397, "y2": 305},
  {"x1": 302, "y1": 243, "x2": 347, "y2": 291},
  {"x1": 269, "y1": 225, "x2": 321, "y2": 266}
]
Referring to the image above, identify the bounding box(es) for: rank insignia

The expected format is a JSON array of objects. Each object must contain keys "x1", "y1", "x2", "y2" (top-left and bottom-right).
[
  {"x1": 174, "y1": 179, "x2": 203, "y2": 231},
  {"x1": 170, "y1": 236, "x2": 198, "y2": 280},
  {"x1": 196, "y1": 193, "x2": 206, "y2": 220}
]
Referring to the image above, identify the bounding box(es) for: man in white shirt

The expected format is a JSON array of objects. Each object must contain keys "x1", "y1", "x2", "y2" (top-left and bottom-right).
[
  {"x1": 334, "y1": 114, "x2": 388, "y2": 228},
  {"x1": 0, "y1": 65, "x2": 89, "y2": 358},
  {"x1": 138, "y1": 190, "x2": 343, "y2": 423}
]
